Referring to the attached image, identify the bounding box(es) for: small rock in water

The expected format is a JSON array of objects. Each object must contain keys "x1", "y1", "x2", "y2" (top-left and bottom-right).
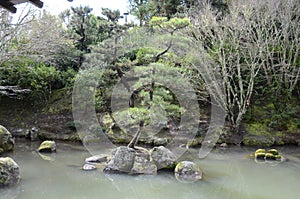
[
  {"x1": 82, "y1": 164, "x2": 97, "y2": 171},
  {"x1": 174, "y1": 161, "x2": 202, "y2": 183},
  {"x1": 30, "y1": 127, "x2": 39, "y2": 141},
  {"x1": 38, "y1": 140, "x2": 56, "y2": 153},
  {"x1": 254, "y1": 148, "x2": 284, "y2": 163},
  {"x1": 85, "y1": 154, "x2": 108, "y2": 165},
  {"x1": 220, "y1": 143, "x2": 228, "y2": 148},
  {"x1": 153, "y1": 138, "x2": 168, "y2": 146}
]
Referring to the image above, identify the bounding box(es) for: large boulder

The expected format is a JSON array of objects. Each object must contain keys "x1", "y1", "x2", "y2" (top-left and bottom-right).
[
  {"x1": 175, "y1": 161, "x2": 203, "y2": 183},
  {"x1": 150, "y1": 146, "x2": 177, "y2": 170},
  {"x1": 0, "y1": 157, "x2": 20, "y2": 186},
  {"x1": 0, "y1": 125, "x2": 15, "y2": 153},
  {"x1": 103, "y1": 146, "x2": 157, "y2": 175},
  {"x1": 38, "y1": 140, "x2": 56, "y2": 153},
  {"x1": 104, "y1": 146, "x2": 135, "y2": 173}
]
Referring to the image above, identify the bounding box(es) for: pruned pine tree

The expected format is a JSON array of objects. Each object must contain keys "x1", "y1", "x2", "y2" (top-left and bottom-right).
[
  {"x1": 128, "y1": 0, "x2": 155, "y2": 26},
  {"x1": 61, "y1": 6, "x2": 111, "y2": 70}
]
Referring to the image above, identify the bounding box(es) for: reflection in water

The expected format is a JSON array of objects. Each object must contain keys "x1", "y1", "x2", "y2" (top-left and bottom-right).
[{"x1": 1, "y1": 140, "x2": 300, "y2": 199}]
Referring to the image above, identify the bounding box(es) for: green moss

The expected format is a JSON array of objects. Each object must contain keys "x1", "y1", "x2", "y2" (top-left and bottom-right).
[
  {"x1": 267, "y1": 149, "x2": 279, "y2": 156},
  {"x1": 275, "y1": 131, "x2": 283, "y2": 137},
  {"x1": 243, "y1": 122, "x2": 275, "y2": 146},
  {"x1": 255, "y1": 152, "x2": 266, "y2": 160},
  {"x1": 255, "y1": 149, "x2": 266, "y2": 154},
  {"x1": 175, "y1": 161, "x2": 184, "y2": 172},
  {"x1": 246, "y1": 123, "x2": 270, "y2": 136},
  {"x1": 243, "y1": 135, "x2": 274, "y2": 147},
  {"x1": 265, "y1": 153, "x2": 276, "y2": 160},
  {"x1": 287, "y1": 120, "x2": 300, "y2": 134},
  {"x1": 38, "y1": 140, "x2": 56, "y2": 153},
  {"x1": 187, "y1": 139, "x2": 199, "y2": 147}
]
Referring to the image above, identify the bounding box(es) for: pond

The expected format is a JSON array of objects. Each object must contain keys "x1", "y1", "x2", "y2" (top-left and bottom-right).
[{"x1": 1, "y1": 140, "x2": 300, "y2": 199}]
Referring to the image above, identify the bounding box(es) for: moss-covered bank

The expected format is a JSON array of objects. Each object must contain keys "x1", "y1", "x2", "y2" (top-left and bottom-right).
[{"x1": 0, "y1": 89, "x2": 299, "y2": 147}]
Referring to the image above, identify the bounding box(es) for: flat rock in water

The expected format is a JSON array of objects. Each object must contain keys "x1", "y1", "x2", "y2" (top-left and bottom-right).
[
  {"x1": 82, "y1": 164, "x2": 97, "y2": 171},
  {"x1": 85, "y1": 154, "x2": 108, "y2": 165}
]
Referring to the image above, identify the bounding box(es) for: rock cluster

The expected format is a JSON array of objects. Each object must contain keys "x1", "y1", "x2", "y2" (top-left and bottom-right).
[
  {"x1": 254, "y1": 148, "x2": 284, "y2": 162},
  {"x1": 103, "y1": 146, "x2": 177, "y2": 175}
]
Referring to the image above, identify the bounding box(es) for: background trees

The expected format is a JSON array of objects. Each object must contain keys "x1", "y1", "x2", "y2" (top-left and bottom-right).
[
  {"x1": 0, "y1": 0, "x2": 299, "y2": 139},
  {"x1": 186, "y1": 0, "x2": 299, "y2": 133}
]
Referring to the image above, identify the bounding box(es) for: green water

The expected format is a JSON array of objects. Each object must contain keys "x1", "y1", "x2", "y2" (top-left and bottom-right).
[{"x1": 1, "y1": 140, "x2": 300, "y2": 199}]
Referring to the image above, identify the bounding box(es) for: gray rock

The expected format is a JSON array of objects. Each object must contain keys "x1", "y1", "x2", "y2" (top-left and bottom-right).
[
  {"x1": 153, "y1": 138, "x2": 168, "y2": 146},
  {"x1": 104, "y1": 146, "x2": 135, "y2": 173},
  {"x1": 0, "y1": 125, "x2": 15, "y2": 153},
  {"x1": 174, "y1": 161, "x2": 202, "y2": 183},
  {"x1": 130, "y1": 147, "x2": 157, "y2": 175},
  {"x1": 150, "y1": 146, "x2": 177, "y2": 170},
  {"x1": 85, "y1": 154, "x2": 108, "y2": 165},
  {"x1": 11, "y1": 128, "x2": 26, "y2": 138},
  {"x1": 82, "y1": 164, "x2": 97, "y2": 171},
  {"x1": 131, "y1": 156, "x2": 157, "y2": 175},
  {"x1": 220, "y1": 143, "x2": 228, "y2": 148},
  {"x1": 103, "y1": 146, "x2": 158, "y2": 175},
  {"x1": 29, "y1": 127, "x2": 39, "y2": 141},
  {"x1": 0, "y1": 157, "x2": 21, "y2": 186},
  {"x1": 38, "y1": 140, "x2": 56, "y2": 153}
]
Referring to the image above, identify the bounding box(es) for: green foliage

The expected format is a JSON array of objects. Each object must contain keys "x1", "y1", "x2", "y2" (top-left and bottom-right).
[
  {"x1": 129, "y1": 0, "x2": 156, "y2": 26},
  {"x1": 152, "y1": 0, "x2": 182, "y2": 19},
  {"x1": 0, "y1": 59, "x2": 76, "y2": 99},
  {"x1": 150, "y1": 16, "x2": 190, "y2": 31}
]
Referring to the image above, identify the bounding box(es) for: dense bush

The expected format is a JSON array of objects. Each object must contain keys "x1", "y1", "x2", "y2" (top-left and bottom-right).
[{"x1": 0, "y1": 59, "x2": 76, "y2": 100}]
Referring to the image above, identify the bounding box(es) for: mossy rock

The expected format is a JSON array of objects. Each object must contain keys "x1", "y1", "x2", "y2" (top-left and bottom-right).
[
  {"x1": 150, "y1": 146, "x2": 178, "y2": 170},
  {"x1": 187, "y1": 139, "x2": 199, "y2": 148},
  {"x1": 265, "y1": 153, "x2": 276, "y2": 160},
  {"x1": 174, "y1": 161, "x2": 202, "y2": 183},
  {"x1": 153, "y1": 138, "x2": 169, "y2": 146},
  {"x1": 267, "y1": 149, "x2": 279, "y2": 156},
  {"x1": 255, "y1": 152, "x2": 266, "y2": 160},
  {"x1": 38, "y1": 140, "x2": 56, "y2": 153},
  {"x1": 0, "y1": 125, "x2": 15, "y2": 153},
  {"x1": 252, "y1": 148, "x2": 285, "y2": 162},
  {"x1": 255, "y1": 149, "x2": 266, "y2": 154},
  {"x1": 0, "y1": 157, "x2": 20, "y2": 186}
]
